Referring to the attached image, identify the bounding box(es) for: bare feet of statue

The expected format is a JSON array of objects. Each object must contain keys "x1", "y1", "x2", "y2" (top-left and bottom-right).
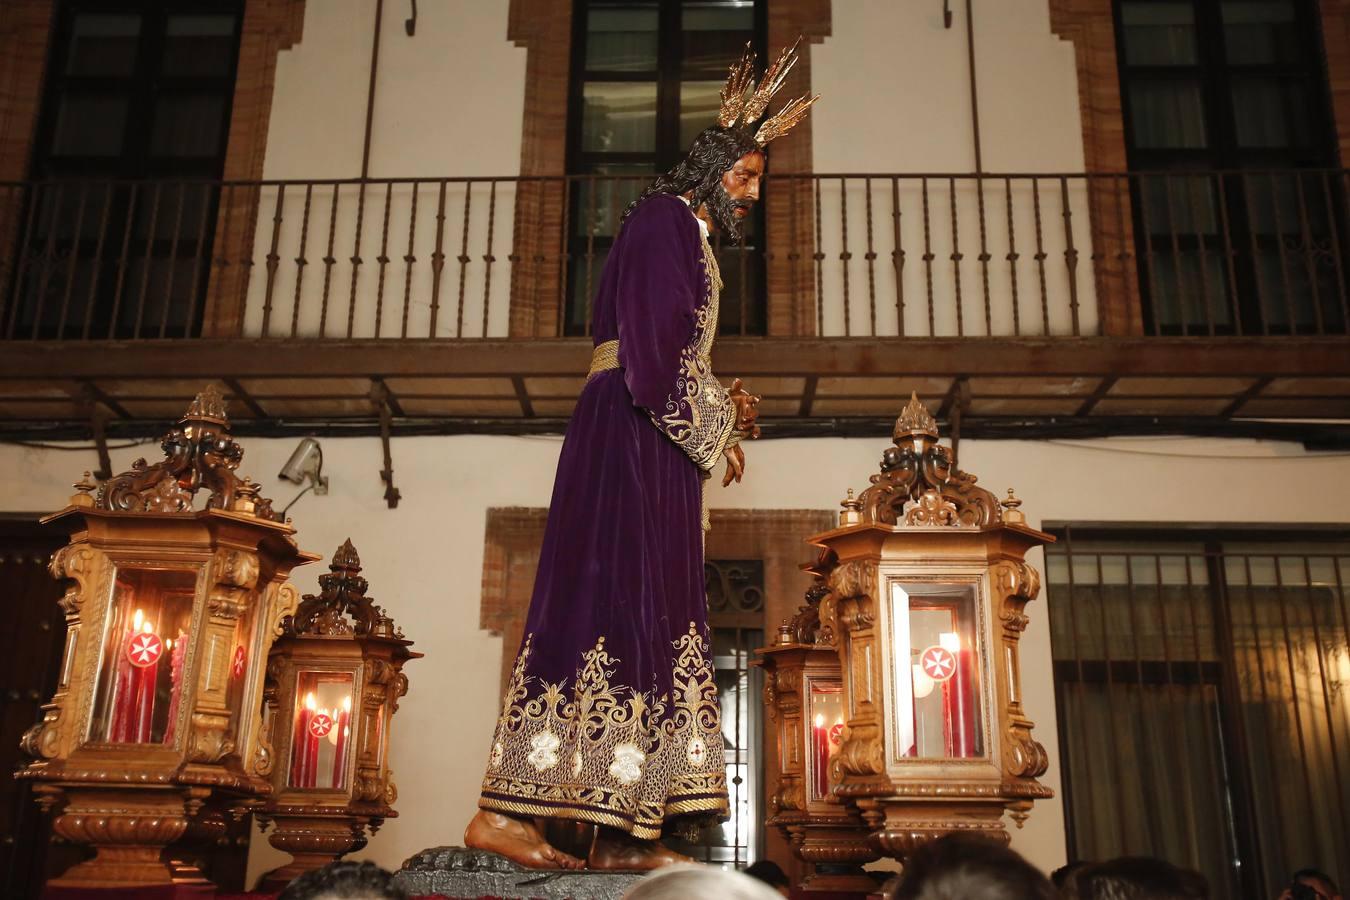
[
  {"x1": 587, "y1": 827, "x2": 694, "y2": 871},
  {"x1": 463, "y1": 810, "x2": 585, "y2": 870}
]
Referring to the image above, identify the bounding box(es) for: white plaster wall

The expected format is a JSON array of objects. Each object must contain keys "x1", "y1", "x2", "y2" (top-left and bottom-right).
[
  {"x1": 241, "y1": 0, "x2": 526, "y2": 337},
  {"x1": 4, "y1": 431, "x2": 1350, "y2": 881},
  {"x1": 811, "y1": 1, "x2": 1097, "y2": 336}
]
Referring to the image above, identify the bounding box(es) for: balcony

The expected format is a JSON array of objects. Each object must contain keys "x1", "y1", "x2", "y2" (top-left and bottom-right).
[{"x1": 1, "y1": 171, "x2": 1348, "y2": 445}]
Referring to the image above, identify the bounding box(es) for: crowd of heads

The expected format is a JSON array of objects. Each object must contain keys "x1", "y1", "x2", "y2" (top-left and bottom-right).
[{"x1": 274, "y1": 845, "x2": 1341, "y2": 900}]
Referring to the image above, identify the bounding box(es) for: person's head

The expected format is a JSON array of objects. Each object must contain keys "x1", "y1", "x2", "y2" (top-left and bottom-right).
[
  {"x1": 744, "y1": 859, "x2": 791, "y2": 897},
  {"x1": 1053, "y1": 861, "x2": 1091, "y2": 890},
  {"x1": 893, "y1": 833, "x2": 1055, "y2": 900},
  {"x1": 627, "y1": 126, "x2": 765, "y2": 242},
  {"x1": 1068, "y1": 857, "x2": 1208, "y2": 900},
  {"x1": 277, "y1": 861, "x2": 409, "y2": 900},
  {"x1": 622, "y1": 864, "x2": 786, "y2": 900},
  {"x1": 1282, "y1": 868, "x2": 1342, "y2": 900}
]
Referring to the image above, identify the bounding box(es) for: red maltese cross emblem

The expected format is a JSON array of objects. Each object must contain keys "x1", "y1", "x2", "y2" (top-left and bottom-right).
[
  {"x1": 126, "y1": 632, "x2": 163, "y2": 667},
  {"x1": 828, "y1": 722, "x2": 845, "y2": 746},
  {"x1": 232, "y1": 646, "x2": 246, "y2": 678},
  {"x1": 309, "y1": 713, "x2": 334, "y2": 738},
  {"x1": 919, "y1": 646, "x2": 957, "y2": 682}
]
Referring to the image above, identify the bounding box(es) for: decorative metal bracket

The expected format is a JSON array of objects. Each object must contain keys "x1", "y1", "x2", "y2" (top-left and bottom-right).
[
  {"x1": 76, "y1": 385, "x2": 112, "y2": 480},
  {"x1": 370, "y1": 381, "x2": 401, "y2": 509}
]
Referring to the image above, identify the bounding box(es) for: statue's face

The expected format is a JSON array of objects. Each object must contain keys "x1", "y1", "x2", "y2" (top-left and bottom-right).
[{"x1": 721, "y1": 150, "x2": 765, "y2": 221}]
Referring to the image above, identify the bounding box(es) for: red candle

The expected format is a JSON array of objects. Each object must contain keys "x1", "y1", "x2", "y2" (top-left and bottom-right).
[
  {"x1": 331, "y1": 695, "x2": 351, "y2": 788},
  {"x1": 939, "y1": 633, "x2": 976, "y2": 758},
  {"x1": 303, "y1": 704, "x2": 323, "y2": 788},
  {"x1": 112, "y1": 611, "x2": 162, "y2": 743},
  {"x1": 811, "y1": 713, "x2": 830, "y2": 798},
  {"x1": 290, "y1": 693, "x2": 315, "y2": 786},
  {"x1": 130, "y1": 621, "x2": 160, "y2": 742},
  {"x1": 162, "y1": 630, "x2": 188, "y2": 744},
  {"x1": 108, "y1": 629, "x2": 136, "y2": 741},
  {"x1": 955, "y1": 647, "x2": 977, "y2": 756}
]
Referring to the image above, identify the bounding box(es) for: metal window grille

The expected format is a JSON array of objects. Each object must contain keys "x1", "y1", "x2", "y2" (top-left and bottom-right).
[
  {"x1": 1045, "y1": 527, "x2": 1350, "y2": 898},
  {"x1": 667, "y1": 559, "x2": 764, "y2": 867}
]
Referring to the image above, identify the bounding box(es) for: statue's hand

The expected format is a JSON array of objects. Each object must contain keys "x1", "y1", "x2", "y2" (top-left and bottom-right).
[
  {"x1": 721, "y1": 444, "x2": 746, "y2": 488},
  {"x1": 729, "y1": 378, "x2": 761, "y2": 439}
]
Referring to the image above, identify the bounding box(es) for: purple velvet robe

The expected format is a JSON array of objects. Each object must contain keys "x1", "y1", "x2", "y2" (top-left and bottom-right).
[{"x1": 478, "y1": 195, "x2": 736, "y2": 839}]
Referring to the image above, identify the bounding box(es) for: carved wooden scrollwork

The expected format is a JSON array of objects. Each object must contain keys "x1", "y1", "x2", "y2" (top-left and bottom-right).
[
  {"x1": 50, "y1": 545, "x2": 95, "y2": 615},
  {"x1": 1007, "y1": 729, "x2": 1050, "y2": 779},
  {"x1": 288, "y1": 540, "x2": 395, "y2": 638},
  {"x1": 855, "y1": 394, "x2": 1001, "y2": 529},
  {"x1": 831, "y1": 723, "x2": 886, "y2": 780},
  {"x1": 92, "y1": 387, "x2": 279, "y2": 520},
  {"x1": 992, "y1": 560, "x2": 1040, "y2": 636}
]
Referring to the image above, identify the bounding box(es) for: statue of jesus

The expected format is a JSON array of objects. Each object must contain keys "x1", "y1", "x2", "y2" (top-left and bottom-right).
[{"x1": 464, "y1": 41, "x2": 817, "y2": 872}]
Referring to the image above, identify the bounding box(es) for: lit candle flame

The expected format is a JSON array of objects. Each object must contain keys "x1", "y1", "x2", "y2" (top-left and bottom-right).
[
  {"x1": 305, "y1": 691, "x2": 317, "y2": 711},
  {"x1": 814, "y1": 713, "x2": 825, "y2": 727},
  {"x1": 142, "y1": 620, "x2": 155, "y2": 634},
  {"x1": 132, "y1": 608, "x2": 143, "y2": 630},
  {"x1": 342, "y1": 695, "x2": 351, "y2": 712},
  {"x1": 938, "y1": 631, "x2": 961, "y2": 653}
]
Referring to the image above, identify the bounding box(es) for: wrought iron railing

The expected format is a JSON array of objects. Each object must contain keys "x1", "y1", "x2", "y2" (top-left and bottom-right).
[{"x1": 2, "y1": 170, "x2": 1348, "y2": 341}]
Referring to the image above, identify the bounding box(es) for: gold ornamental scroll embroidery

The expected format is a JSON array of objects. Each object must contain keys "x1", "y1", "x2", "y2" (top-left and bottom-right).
[
  {"x1": 658, "y1": 234, "x2": 738, "y2": 472},
  {"x1": 479, "y1": 624, "x2": 729, "y2": 840}
]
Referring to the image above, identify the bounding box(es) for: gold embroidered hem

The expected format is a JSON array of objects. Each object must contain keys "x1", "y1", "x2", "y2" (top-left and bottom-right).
[
  {"x1": 479, "y1": 626, "x2": 730, "y2": 840},
  {"x1": 478, "y1": 784, "x2": 728, "y2": 841}
]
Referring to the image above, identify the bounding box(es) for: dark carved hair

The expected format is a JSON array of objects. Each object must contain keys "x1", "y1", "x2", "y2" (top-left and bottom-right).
[
  {"x1": 893, "y1": 834, "x2": 1056, "y2": 900},
  {"x1": 277, "y1": 861, "x2": 409, "y2": 900},
  {"x1": 625, "y1": 125, "x2": 762, "y2": 241}
]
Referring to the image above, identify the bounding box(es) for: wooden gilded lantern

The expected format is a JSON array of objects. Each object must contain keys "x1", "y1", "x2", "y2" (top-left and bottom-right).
[
  {"x1": 757, "y1": 553, "x2": 880, "y2": 892},
  {"x1": 812, "y1": 394, "x2": 1053, "y2": 860},
  {"x1": 257, "y1": 538, "x2": 419, "y2": 887},
  {"x1": 17, "y1": 387, "x2": 317, "y2": 887}
]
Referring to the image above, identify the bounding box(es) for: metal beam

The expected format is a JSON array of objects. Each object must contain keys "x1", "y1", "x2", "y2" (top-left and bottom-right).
[{"x1": 4, "y1": 337, "x2": 1350, "y2": 381}]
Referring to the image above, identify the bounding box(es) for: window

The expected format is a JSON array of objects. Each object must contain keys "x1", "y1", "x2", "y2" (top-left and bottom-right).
[
  {"x1": 1116, "y1": 0, "x2": 1346, "y2": 334},
  {"x1": 6, "y1": 1, "x2": 243, "y2": 339},
  {"x1": 565, "y1": 0, "x2": 766, "y2": 336},
  {"x1": 1047, "y1": 527, "x2": 1350, "y2": 898}
]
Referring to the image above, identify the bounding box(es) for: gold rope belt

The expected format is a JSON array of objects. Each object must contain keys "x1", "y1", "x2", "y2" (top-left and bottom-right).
[{"x1": 587, "y1": 339, "x2": 621, "y2": 380}]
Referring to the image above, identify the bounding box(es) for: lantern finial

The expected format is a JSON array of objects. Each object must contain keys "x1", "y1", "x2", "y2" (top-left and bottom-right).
[{"x1": 893, "y1": 392, "x2": 938, "y2": 440}]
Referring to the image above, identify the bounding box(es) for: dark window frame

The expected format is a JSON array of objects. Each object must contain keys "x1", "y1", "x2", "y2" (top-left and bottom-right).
[
  {"x1": 1045, "y1": 522, "x2": 1350, "y2": 899},
  {"x1": 1113, "y1": 0, "x2": 1348, "y2": 336},
  {"x1": 10, "y1": 0, "x2": 244, "y2": 340},
  {"x1": 563, "y1": 0, "x2": 768, "y2": 337}
]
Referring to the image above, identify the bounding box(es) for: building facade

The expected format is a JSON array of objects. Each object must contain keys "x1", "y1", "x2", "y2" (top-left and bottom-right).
[{"x1": 1, "y1": 1, "x2": 1348, "y2": 897}]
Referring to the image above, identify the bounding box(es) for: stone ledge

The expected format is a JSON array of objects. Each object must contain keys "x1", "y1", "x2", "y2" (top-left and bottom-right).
[{"x1": 396, "y1": 846, "x2": 645, "y2": 900}]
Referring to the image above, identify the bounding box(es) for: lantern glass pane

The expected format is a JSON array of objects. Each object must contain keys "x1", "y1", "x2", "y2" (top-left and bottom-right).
[
  {"x1": 89, "y1": 567, "x2": 198, "y2": 745},
  {"x1": 890, "y1": 582, "x2": 985, "y2": 759},
  {"x1": 224, "y1": 594, "x2": 258, "y2": 745},
  {"x1": 806, "y1": 677, "x2": 844, "y2": 803},
  {"x1": 288, "y1": 670, "x2": 355, "y2": 791}
]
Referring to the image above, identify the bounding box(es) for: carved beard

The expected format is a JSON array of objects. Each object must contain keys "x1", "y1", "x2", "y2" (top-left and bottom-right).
[{"x1": 697, "y1": 181, "x2": 754, "y2": 243}]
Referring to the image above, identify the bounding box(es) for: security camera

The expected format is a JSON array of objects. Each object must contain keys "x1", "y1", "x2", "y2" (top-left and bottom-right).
[{"x1": 279, "y1": 438, "x2": 328, "y2": 495}]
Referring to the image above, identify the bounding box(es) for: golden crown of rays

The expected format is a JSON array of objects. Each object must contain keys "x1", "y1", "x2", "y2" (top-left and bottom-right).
[{"x1": 717, "y1": 37, "x2": 820, "y2": 147}]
